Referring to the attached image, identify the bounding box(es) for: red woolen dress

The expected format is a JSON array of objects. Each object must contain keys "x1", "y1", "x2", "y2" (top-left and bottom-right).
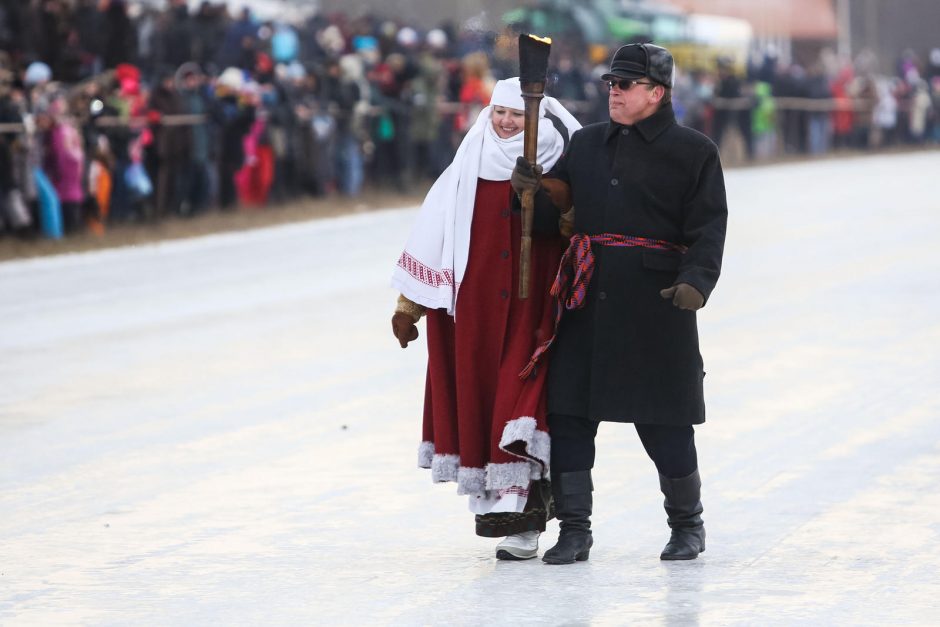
[{"x1": 418, "y1": 178, "x2": 565, "y2": 531}]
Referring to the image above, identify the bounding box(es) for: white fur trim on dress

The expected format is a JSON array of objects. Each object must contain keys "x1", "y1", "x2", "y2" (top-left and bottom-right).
[
  {"x1": 417, "y1": 416, "x2": 551, "y2": 496},
  {"x1": 430, "y1": 453, "x2": 459, "y2": 483},
  {"x1": 418, "y1": 441, "x2": 435, "y2": 468},
  {"x1": 498, "y1": 416, "x2": 550, "y2": 470},
  {"x1": 484, "y1": 461, "x2": 536, "y2": 491},
  {"x1": 457, "y1": 467, "x2": 487, "y2": 496}
]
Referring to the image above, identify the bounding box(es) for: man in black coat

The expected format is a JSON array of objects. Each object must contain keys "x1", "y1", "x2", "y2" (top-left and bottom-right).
[{"x1": 511, "y1": 43, "x2": 727, "y2": 564}]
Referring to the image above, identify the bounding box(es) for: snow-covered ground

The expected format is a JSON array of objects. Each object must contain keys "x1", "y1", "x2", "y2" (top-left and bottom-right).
[{"x1": 2, "y1": 152, "x2": 939, "y2": 624}]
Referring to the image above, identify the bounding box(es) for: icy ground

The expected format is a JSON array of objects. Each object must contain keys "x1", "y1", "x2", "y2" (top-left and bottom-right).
[{"x1": 2, "y1": 152, "x2": 940, "y2": 625}]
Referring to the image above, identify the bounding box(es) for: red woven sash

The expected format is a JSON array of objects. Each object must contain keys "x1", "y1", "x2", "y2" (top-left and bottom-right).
[{"x1": 519, "y1": 233, "x2": 687, "y2": 379}]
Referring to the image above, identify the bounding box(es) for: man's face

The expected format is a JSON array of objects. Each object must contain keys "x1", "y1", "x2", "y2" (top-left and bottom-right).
[{"x1": 607, "y1": 77, "x2": 662, "y2": 125}]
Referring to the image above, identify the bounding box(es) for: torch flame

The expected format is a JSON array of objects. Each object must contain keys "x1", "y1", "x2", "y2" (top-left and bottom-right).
[{"x1": 526, "y1": 34, "x2": 552, "y2": 45}]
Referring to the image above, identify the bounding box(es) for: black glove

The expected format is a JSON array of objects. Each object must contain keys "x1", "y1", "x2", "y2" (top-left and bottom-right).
[
  {"x1": 391, "y1": 312, "x2": 420, "y2": 348},
  {"x1": 510, "y1": 156, "x2": 543, "y2": 197},
  {"x1": 660, "y1": 283, "x2": 704, "y2": 311}
]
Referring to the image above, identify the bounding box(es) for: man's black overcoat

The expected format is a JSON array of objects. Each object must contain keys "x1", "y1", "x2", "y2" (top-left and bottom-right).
[{"x1": 537, "y1": 103, "x2": 727, "y2": 425}]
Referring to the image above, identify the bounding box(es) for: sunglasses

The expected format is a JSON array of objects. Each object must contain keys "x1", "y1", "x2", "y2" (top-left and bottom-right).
[{"x1": 606, "y1": 79, "x2": 654, "y2": 91}]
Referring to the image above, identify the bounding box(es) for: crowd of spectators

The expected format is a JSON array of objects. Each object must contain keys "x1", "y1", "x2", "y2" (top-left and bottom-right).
[
  {"x1": 0, "y1": 0, "x2": 938, "y2": 239},
  {"x1": 676, "y1": 46, "x2": 940, "y2": 161}
]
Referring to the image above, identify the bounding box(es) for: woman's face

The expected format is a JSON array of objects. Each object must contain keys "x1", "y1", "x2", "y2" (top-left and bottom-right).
[{"x1": 491, "y1": 105, "x2": 524, "y2": 139}]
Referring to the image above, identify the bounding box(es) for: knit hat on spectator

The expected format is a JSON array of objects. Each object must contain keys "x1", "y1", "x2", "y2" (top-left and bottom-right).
[
  {"x1": 115, "y1": 63, "x2": 141, "y2": 85},
  {"x1": 338, "y1": 54, "x2": 364, "y2": 82},
  {"x1": 317, "y1": 25, "x2": 345, "y2": 56},
  {"x1": 379, "y1": 21, "x2": 397, "y2": 39},
  {"x1": 397, "y1": 27, "x2": 419, "y2": 49},
  {"x1": 285, "y1": 61, "x2": 306, "y2": 82},
  {"x1": 218, "y1": 67, "x2": 245, "y2": 92},
  {"x1": 426, "y1": 29, "x2": 447, "y2": 51},
  {"x1": 24, "y1": 62, "x2": 52, "y2": 86},
  {"x1": 175, "y1": 62, "x2": 202, "y2": 90},
  {"x1": 177, "y1": 62, "x2": 201, "y2": 78},
  {"x1": 353, "y1": 36, "x2": 380, "y2": 66}
]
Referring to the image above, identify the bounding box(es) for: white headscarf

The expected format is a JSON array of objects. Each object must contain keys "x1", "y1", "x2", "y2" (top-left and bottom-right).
[{"x1": 392, "y1": 77, "x2": 581, "y2": 315}]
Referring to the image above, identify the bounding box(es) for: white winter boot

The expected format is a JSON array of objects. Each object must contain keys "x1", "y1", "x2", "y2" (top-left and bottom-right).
[{"x1": 495, "y1": 530, "x2": 540, "y2": 560}]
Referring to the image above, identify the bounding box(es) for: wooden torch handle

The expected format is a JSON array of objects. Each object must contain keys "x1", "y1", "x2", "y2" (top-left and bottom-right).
[{"x1": 518, "y1": 82, "x2": 544, "y2": 300}]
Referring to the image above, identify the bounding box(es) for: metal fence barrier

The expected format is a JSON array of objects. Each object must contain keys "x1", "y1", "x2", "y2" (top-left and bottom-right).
[{"x1": 0, "y1": 97, "x2": 900, "y2": 135}]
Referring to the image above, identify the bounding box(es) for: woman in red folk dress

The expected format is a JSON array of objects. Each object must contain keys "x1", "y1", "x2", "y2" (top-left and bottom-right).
[{"x1": 390, "y1": 77, "x2": 580, "y2": 560}]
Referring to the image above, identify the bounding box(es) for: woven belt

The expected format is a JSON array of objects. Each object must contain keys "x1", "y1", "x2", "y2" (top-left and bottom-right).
[{"x1": 519, "y1": 233, "x2": 687, "y2": 379}]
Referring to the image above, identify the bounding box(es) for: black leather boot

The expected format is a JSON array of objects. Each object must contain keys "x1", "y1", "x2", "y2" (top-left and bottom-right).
[
  {"x1": 659, "y1": 470, "x2": 706, "y2": 560},
  {"x1": 542, "y1": 470, "x2": 593, "y2": 565}
]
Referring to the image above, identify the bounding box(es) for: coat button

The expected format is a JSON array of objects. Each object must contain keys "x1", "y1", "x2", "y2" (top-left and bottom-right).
[
  {"x1": 501, "y1": 208, "x2": 510, "y2": 218},
  {"x1": 598, "y1": 291, "x2": 607, "y2": 300},
  {"x1": 611, "y1": 178, "x2": 619, "y2": 186},
  {"x1": 500, "y1": 289, "x2": 509, "y2": 299},
  {"x1": 501, "y1": 250, "x2": 509, "y2": 259}
]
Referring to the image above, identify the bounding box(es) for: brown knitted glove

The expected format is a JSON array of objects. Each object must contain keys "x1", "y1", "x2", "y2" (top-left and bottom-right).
[
  {"x1": 510, "y1": 156, "x2": 543, "y2": 197},
  {"x1": 392, "y1": 313, "x2": 419, "y2": 348},
  {"x1": 392, "y1": 294, "x2": 425, "y2": 348},
  {"x1": 660, "y1": 283, "x2": 704, "y2": 311}
]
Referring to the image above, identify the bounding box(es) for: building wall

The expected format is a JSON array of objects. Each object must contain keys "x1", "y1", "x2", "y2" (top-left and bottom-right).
[
  {"x1": 313, "y1": 0, "x2": 940, "y2": 74},
  {"x1": 847, "y1": 0, "x2": 940, "y2": 72},
  {"x1": 669, "y1": 0, "x2": 837, "y2": 38},
  {"x1": 315, "y1": 0, "x2": 518, "y2": 31}
]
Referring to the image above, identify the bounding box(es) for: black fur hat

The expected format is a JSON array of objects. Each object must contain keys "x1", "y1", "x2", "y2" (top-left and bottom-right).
[{"x1": 602, "y1": 43, "x2": 675, "y2": 88}]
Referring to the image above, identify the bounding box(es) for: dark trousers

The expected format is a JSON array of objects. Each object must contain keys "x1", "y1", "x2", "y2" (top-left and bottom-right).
[
  {"x1": 549, "y1": 414, "x2": 698, "y2": 479},
  {"x1": 61, "y1": 201, "x2": 83, "y2": 234},
  {"x1": 219, "y1": 160, "x2": 241, "y2": 209}
]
